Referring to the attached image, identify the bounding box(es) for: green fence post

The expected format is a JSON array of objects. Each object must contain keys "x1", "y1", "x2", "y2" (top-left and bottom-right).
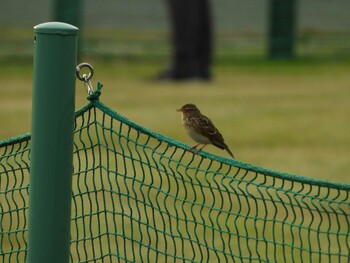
[
  {"x1": 53, "y1": 0, "x2": 83, "y2": 28},
  {"x1": 268, "y1": 0, "x2": 297, "y2": 59},
  {"x1": 27, "y1": 22, "x2": 78, "y2": 263},
  {"x1": 53, "y1": 0, "x2": 83, "y2": 57}
]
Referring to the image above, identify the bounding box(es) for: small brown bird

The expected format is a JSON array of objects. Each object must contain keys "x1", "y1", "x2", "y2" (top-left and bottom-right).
[{"x1": 177, "y1": 103, "x2": 235, "y2": 159}]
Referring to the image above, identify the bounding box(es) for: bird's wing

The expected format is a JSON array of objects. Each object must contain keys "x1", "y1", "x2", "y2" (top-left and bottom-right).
[{"x1": 193, "y1": 115, "x2": 226, "y2": 149}]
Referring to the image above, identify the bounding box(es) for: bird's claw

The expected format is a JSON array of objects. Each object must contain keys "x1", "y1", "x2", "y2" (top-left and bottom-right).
[
  {"x1": 188, "y1": 144, "x2": 199, "y2": 152},
  {"x1": 188, "y1": 144, "x2": 205, "y2": 154},
  {"x1": 188, "y1": 147, "x2": 199, "y2": 154}
]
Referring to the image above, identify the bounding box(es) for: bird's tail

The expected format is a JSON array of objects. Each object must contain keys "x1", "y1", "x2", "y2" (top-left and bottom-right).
[{"x1": 212, "y1": 141, "x2": 235, "y2": 159}]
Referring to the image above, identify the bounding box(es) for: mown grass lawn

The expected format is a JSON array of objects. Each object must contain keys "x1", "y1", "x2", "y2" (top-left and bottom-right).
[{"x1": 1, "y1": 58, "x2": 349, "y2": 184}]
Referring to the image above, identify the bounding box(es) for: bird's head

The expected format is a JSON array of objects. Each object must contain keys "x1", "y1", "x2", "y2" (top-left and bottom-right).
[{"x1": 177, "y1": 103, "x2": 201, "y2": 117}]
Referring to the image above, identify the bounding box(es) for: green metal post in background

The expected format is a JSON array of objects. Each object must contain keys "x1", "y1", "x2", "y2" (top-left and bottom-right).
[
  {"x1": 53, "y1": 0, "x2": 83, "y2": 28},
  {"x1": 268, "y1": 0, "x2": 297, "y2": 59},
  {"x1": 53, "y1": 0, "x2": 83, "y2": 57},
  {"x1": 28, "y1": 22, "x2": 78, "y2": 263}
]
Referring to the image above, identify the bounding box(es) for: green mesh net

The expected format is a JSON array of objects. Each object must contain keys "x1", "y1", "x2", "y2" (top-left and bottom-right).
[{"x1": 1, "y1": 86, "x2": 350, "y2": 262}]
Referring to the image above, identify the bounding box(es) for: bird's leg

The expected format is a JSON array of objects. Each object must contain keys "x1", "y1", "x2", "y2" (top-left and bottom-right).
[
  {"x1": 195, "y1": 144, "x2": 207, "y2": 153},
  {"x1": 188, "y1": 144, "x2": 200, "y2": 152}
]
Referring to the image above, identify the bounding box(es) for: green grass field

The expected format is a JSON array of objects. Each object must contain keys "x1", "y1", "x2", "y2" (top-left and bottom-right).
[
  {"x1": 1, "y1": 58, "x2": 349, "y2": 184},
  {"x1": 1, "y1": 58, "x2": 350, "y2": 262}
]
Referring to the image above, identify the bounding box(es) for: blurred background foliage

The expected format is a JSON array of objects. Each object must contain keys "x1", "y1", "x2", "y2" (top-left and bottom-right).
[{"x1": 1, "y1": 0, "x2": 350, "y2": 61}]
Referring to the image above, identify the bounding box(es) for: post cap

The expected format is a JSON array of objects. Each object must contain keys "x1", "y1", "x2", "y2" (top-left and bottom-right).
[{"x1": 34, "y1": 22, "x2": 78, "y2": 35}]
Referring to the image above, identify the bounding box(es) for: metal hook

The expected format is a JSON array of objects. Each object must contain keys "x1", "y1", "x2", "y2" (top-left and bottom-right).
[
  {"x1": 76, "y1": 63, "x2": 94, "y2": 81},
  {"x1": 76, "y1": 63, "x2": 94, "y2": 95}
]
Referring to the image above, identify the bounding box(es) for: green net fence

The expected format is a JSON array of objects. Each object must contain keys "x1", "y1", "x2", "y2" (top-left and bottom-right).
[{"x1": 1, "y1": 86, "x2": 350, "y2": 262}]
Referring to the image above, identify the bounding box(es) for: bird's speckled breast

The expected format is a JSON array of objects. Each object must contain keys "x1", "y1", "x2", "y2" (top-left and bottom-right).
[{"x1": 182, "y1": 116, "x2": 211, "y2": 144}]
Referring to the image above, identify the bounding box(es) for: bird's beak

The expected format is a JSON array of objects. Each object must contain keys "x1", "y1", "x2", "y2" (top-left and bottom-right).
[{"x1": 176, "y1": 108, "x2": 181, "y2": 112}]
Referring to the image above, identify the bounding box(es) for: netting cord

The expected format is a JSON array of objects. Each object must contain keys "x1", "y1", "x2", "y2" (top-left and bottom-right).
[
  {"x1": 87, "y1": 82, "x2": 103, "y2": 101},
  {"x1": 0, "y1": 79, "x2": 349, "y2": 192},
  {"x1": 73, "y1": 83, "x2": 350, "y2": 192}
]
